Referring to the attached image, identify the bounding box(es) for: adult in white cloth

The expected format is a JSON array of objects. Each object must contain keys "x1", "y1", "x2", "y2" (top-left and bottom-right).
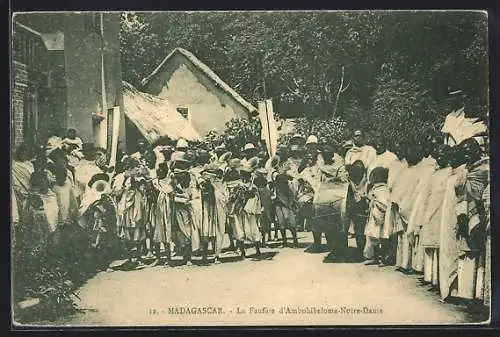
[
  {"x1": 344, "y1": 130, "x2": 377, "y2": 169},
  {"x1": 367, "y1": 137, "x2": 398, "y2": 181}
]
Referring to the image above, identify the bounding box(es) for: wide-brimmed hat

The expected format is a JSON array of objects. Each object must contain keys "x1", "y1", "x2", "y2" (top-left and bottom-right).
[
  {"x1": 171, "y1": 151, "x2": 189, "y2": 163},
  {"x1": 243, "y1": 143, "x2": 257, "y2": 152},
  {"x1": 269, "y1": 155, "x2": 280, "y2": 168},
  {"x1": 202, "y1": 163, "x2": 220, "y2": 176},
  {"x1": 229, "y1": 158, "x2": 241, "y2": 169},
  {"x1": 218, "y1": 151, "x2": 232, "y2": 163},
  {"x1": 176, "y1": 138, "x2": 188, "y2": 149},
  {"x1": 87, "y1": 173, "x2": 110, "y2": 189},
  {"x1": 290, "y1": 134, "x2": 306, "y2": 146},
  {"x1": 255, "y1": 167, "x2": 268, "y2": 176},
  {"x1": 306, "y1": 135, "x2": 318, "y2": 145},
  {"x1": 171, "y1": 151, "x2": 191, "y2": 171},
  {"x1": 87, "y1": 174, "x2": 111, "y2": 196},
  {"x1": 240, "y1": 157, "x2": 259, "y2": 173},
  {"x1": 173, "y1": 167, "x2": 189, "y2": 174},
  {"x1": 353, "y1": 130, "x2": 363, "y2": 137},
  {"x1": 215, "y1": 144, "x2": 226, "y2": 151},
  {"x1": 343, "y1": 140, "x2": 355, "y2": 148},
  {"x1": 225, "y1": 179, "x2": 241, "y2": 188}
]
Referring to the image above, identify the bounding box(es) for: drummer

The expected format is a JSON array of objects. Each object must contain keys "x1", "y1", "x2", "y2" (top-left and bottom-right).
[
  {"x1": 283, "y1": 144, "x2": 308, "y2": 232},
  {"x1": 170, "y1": 151, "x2": 197, "y2": 266},
  {"x1": 241, "y1": 143, "x2": 259, "y2": 167},
  {"x1": 321, "y1": 141, "x2": 345, "y2": 168},
  {"x1": 306, "y1": 144, "x2": 348, "y2": 255}
]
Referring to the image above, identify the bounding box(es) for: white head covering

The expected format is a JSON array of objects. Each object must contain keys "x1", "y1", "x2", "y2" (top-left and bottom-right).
[
  {"x1": 176, "y1": 138, "x2": 189, "y2": 149},
  {"x1": 306, "y1": 135, "x2": 318, "y2": 145},
  {"x1": 244, "y1": 143, "x2": 256, "y2": 151}
]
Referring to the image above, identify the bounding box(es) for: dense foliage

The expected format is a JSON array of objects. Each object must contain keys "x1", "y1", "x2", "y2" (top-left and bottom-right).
[
  {"x1": 280, "y1": 117, "x2": 349, "y2": 147},
  {"x1": 120, "y1": 11, "x2": 488, "y2": 148},
  {"x1": 204, "y1": 117, "x2": 262, "y2": 154},
  {"x1": 13, "y1": 223, "x2": 126, "y2": 323}
]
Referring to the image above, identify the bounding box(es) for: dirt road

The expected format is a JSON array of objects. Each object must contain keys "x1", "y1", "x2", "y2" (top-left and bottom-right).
[{"x1": 38, "y1": 233, "x2": 487, "y2": 326}]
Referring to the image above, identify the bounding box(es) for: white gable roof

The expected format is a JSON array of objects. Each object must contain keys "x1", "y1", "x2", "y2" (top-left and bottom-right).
[
  {"x1": 141, "y1": 47, "x2": 257, "y2": 115},
  {"x1": 41, "y1": 32, "x2": 64, "y2": 51}
]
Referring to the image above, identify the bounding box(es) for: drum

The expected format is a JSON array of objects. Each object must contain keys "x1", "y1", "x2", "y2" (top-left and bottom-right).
[{"x1": 312, "y1": 181, "x2": 347, "y2": 234}]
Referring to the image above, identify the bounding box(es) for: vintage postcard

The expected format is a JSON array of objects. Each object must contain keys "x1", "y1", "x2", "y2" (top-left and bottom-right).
[{"x1": 11, "y1": 10, "x2": 490, "y2": 327}]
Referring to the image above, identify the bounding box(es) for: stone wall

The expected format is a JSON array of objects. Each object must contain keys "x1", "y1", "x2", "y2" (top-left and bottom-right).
[{"x1": 12, "y1": 61, "x2": 28, "y2": 148}]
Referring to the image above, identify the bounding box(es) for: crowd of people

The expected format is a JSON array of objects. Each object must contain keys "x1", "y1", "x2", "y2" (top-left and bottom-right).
[{"x1": 11, "y1": 110, "x2": 490, "y2": 309}]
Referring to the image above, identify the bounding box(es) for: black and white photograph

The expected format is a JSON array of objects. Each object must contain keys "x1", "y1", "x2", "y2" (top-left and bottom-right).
[{"x1": 10, "y1": 10, "x2": 491, "y2": 326}]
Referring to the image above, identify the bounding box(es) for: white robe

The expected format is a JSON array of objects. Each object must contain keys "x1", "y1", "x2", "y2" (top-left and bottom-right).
[
  {"x1": 12, "y1": 187, "x2": 19, "y2": 225},
  {"x1": 53, "y1": 170, "x2": 79, "y2": 225},
  {"x1": 367, "y1": 150, "x2": 398, "y2": 181},
  {"x1": 345, "y1": 145, "x2": 377, "y2": 168},
  {"x1": 73, "y1": 159, "x2": 103, "y2": 200}
]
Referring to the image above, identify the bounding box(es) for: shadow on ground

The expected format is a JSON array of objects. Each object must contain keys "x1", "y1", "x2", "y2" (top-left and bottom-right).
[
  {"x1": 321, "y1": 248, "x2": 365, "y2": 263},
  {"x1": 249, "y1": 251, "x2": 279, "y2": 261}
]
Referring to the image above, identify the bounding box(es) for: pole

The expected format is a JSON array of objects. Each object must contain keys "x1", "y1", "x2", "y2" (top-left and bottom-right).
[
  {"x1": 262, "y1": 72, "x2": 273, "y2": 157},
  {"x1": 99, "y1": 13, "x2": 108, "y2": 150}
]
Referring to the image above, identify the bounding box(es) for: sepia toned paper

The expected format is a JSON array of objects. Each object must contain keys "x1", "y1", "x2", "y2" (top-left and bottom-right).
[{"x1": 11, "y1": 10, "x2": 491, "y2": 328}]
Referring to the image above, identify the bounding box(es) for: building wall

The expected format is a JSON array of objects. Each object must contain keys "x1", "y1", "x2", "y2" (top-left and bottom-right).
[
  {"x1": 39, "y1": 50, "x2": 67, "y2": 136},
  {"x1": 12, "y1": 22, "x2": 48, "y2": 149},
  {"x1": 12, "y1": 61, "x2": 28, "y2": 148},
  {"x1": 102, "y1": 13, "x2": 127, "y2": 151},
  {"x1": 63, "y1": 13, "x2": 100, "y2": 144},
  {"x1": 63, "y1": 13, "x2": 126, "y2": 150},
  {"x1": 143, "y1": 53, "x2": 249, "y2": 137}
]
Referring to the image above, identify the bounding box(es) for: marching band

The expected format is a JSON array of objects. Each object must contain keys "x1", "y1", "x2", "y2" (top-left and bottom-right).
[{"x1": 12, "y1": 108, "x2": 490, "y2": 308}]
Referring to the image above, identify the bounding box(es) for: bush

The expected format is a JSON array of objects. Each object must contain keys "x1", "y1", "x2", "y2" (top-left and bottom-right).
[
  {"x1": 280, "y1": 117, "x2": 349, "y2": 147},
  {"x1": 13, "y1": 219, "x2": 127, "y2": 323},
  {"x1": 205, "y1": 117, "x2": 263, "y2": 155}
]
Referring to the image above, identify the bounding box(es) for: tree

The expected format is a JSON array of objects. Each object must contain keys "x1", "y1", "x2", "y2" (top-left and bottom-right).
[{"x1": 120, "y1": 11, "x2": 488, "y2": 147}]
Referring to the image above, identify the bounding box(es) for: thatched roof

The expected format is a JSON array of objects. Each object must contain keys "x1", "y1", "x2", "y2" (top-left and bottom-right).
[
  {"x1": 141, "y1": 48, "x2": 258, "y2": 115},
  {"x1": 122, "y1": 81, "x2": 202, "y2": 143}
]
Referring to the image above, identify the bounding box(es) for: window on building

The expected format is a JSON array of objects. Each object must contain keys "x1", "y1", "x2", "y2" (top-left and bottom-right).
[
  {"x1": 13, "y1": 28, "x2": 43, "y2": 67},
  {"x1": 177, "y1": 107, "x2": 189, "y2": 119}
]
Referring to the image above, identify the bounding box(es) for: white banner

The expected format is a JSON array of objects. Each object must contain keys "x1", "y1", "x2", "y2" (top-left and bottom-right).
[
  {"x1": 258, "y1": 99, "x2": 278, "y2": 158},
  {"x1": 108, "y1": 106, "x2": 121, "y2": 168}
]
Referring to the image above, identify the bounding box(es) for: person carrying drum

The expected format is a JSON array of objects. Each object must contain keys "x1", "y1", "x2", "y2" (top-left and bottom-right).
[{"x1": 169, "y1": 151, "x2": 198, "y2": 266}]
